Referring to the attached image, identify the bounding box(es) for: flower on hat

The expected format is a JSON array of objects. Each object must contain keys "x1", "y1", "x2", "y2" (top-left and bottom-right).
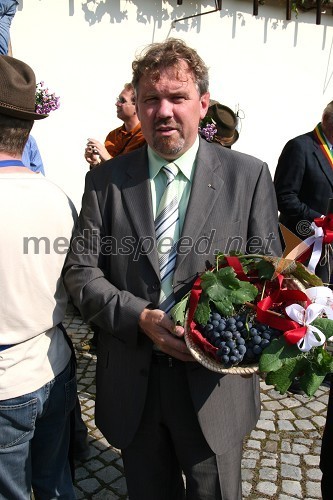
[
  {"x1": 35, "y1": 81, "x2": 60, "y2": 115},
  {"x1": 198, "y1": 117, "x2": 217, "y2": 142}
]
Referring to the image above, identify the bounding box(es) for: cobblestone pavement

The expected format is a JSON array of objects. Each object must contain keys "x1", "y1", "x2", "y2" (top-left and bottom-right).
[{"x1": 64, "y1": 303, "x2": 328, "y2": 500}]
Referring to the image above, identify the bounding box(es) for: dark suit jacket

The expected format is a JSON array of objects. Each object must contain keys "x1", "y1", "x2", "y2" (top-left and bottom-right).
[
  {"x1": 274, "y1": 130, "x2": 333, "y2": 238},
  {"x1": 64, "y1": 138, "x2": 281, "y2": 454}
]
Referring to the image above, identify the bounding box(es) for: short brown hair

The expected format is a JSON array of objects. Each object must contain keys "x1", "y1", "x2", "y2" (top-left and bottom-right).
[
  {"x1": 0, "y1": 114, "x2": 33, "y2": 156},
  {"x1": 132, "y1": 38, "x2": 209, "y2": 96},
  {"x1": 123, "y1": 82, "x2": 136, "y2": 104}
]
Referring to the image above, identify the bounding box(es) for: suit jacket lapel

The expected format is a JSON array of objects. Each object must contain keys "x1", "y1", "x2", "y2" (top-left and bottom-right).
[
  {"x1": 175, "y1": 138, "x2": 224, "y2": 272},
  {"x1": 121, "y1": 147, "x2": 160, "y2": 276},
  {"x1": 312, "y1": 131, "x2": 333, "y2": 187}
]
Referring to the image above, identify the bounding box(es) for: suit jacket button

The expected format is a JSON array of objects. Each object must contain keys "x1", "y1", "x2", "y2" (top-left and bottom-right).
[{"x1": 152, "y1": 283, "x2": 160, "y2": 291}]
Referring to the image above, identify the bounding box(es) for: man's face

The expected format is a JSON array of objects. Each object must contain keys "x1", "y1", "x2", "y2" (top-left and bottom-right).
[
  {"x1": 116, "y1": 88, "x2": 136, "y2": 122},
  {"x1": 136, "y1": 61, "x2": 210, "y2": 160}
]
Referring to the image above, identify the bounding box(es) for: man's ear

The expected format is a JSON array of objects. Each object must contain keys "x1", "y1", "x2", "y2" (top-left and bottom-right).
[{"x1": 200, "y1": 92, "x2": 210, "y2": 120}]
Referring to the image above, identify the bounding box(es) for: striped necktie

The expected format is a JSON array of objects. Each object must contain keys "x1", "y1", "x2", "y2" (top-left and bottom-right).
[{"x1": 155, "y1": 163, "x2": 179, "y2": 312}]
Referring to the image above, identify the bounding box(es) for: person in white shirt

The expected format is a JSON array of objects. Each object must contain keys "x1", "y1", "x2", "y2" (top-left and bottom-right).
[{"x1": 0, "y1": 55, "x2": 77, "y2": 499}]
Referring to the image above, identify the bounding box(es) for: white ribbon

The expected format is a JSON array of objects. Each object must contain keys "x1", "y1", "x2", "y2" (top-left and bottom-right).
[
  {"x1": 285, "y1": 302, "x2": 326, "y2": 352},
  {"x1": 304, "y1": 222, "x2": 324, "y2": 274},
  {"x1": 305, "y1": 286, "x2": 333, "y2": 319}
]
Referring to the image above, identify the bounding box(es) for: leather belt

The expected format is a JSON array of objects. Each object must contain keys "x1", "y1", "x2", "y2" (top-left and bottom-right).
[{"x1": 151, "y1": 351, "x2": 184, "y2": 368}]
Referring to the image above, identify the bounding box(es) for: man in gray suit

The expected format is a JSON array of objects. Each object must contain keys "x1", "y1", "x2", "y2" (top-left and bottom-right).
[{"x1": 64, "y1": 38, "x2": 281, "y2": 500}]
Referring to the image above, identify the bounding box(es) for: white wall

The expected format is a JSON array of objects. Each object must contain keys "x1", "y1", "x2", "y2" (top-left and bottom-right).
[{"x1": 10, "y1": 0, "x2": 333, "y2": 209}]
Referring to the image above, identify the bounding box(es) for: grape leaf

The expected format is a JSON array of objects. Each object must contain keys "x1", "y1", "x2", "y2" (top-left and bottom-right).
[
  {"x1": 262, "y1": 343, "x2": 333, "y2": 396},
  {"x1": 170, "y1": 293, "x2": 189, "y2": 326},
  {"x1": 228, "y1": 282, "x2": 258, "y2": 304},
  {"x1": 259, "y1": 336, "x2": 300, "y2": 372},
  {"x1": 265, "y1": 356, "x2": 306, "y2": 394},
  {"x1": 255, "y1": 259, "x2": 275, "y2": 280},
  {"x1": 199, "y1": 267, "x2": 258, "y2": 313},
  {"x1": 313, "y1": 346, "x2": 333, "y2": 373},
  {"x1": 214, "y1": 299, "x2": 234, "y2": 317},
  {"x1": 194, "y1": 296, "x2": 211, "y2": 325},
  {"x1": 312, "y1": 317, "x2": 333, "y2": 341},
  {"x1": 200, "y1": 267, "x2": 240, "y2": 294},
  {"x1": 299, "y1": 368, "x2": 326, "y2": 397}
]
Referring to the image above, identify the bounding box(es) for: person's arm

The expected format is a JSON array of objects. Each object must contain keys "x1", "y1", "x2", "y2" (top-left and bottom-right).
[
  {"x1": 22, "y1": 135, "x2": 45, "y2": 174},
  {"x1": 63, "y1": 173, "x2": 149, "y2": 346},
  {"x1": 28, "y1": 140, "x2": 45, "y2": 175},
  {"x1": 247, "y1": 161, "x2": 282, "y2": 257},
  {"x1": 274, "y1": 139, "x2": 322, "y2": 223},
  {"x1": 0, "y1": 1, "x2": 18, "y2": 55}
]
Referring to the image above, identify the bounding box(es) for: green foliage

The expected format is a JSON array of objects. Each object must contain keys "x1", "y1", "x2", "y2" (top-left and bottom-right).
[
  {"x1": 261, "y1": 338, "x2": 333, "y2": 396},
  {"x1": 176, "y1": 252, "x2": 333, "y2": 398},
  {"x1": 265, "y1": 356, "x2": 305, "y2": 394},
  {"x1": 254, "y1": 258, "x2": 275, "y2": 280},
  {"x1": 194, "y1": 296, "x2": 211, "y2": 325},
  {"x1": 170, "y1": 293, "x2": 189, "y2": 326},
  {"x1": 312, "y1": 318, "x2": 333, "y2": 340},
  {"x1": 196, "y1": 267, "x2": 258, "y2": 320},
  {"x1": 259, "y1": 336, "x2": 301, "y2": 372}
]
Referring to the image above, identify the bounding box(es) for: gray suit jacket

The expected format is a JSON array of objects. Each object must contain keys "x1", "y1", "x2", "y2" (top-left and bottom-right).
[{"x1": 64, "y1": 138, "x2": 281, "y2": 454}]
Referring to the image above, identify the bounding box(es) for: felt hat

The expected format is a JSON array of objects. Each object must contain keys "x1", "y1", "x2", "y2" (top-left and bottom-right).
[
  {"x1": 0, "y1": 55, "x2": 48, "y2": 120},
  {"x1": 206, "y1": 100, "x2": 239, "y2": 147}
]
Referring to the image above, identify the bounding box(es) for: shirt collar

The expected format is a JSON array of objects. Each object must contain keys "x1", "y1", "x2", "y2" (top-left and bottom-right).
[
  {"x1": 148, "y1": 135, "x2": 199, "y2": 181},
  {"x1": 120, "y1": 122, "x2": 141, "y2": 136}
]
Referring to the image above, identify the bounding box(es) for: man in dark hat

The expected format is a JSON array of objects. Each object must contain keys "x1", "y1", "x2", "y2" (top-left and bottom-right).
[
  {"x1": 0, "y1": 55, "x2": 76, "y2": 498},
  {"x1": 200, "y1": 100, "x2": 239, "y2": 148}
]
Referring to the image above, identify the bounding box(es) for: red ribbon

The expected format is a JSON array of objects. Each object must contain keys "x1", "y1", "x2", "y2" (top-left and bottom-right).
[
  {"x1": 256, "y1": 274, "x2": 310, "y2": 344},
  {"x1": 187, "y1": 275, "x2": 218, "y2": 358},
  {"x1": 224, "y1": 256, "x2": 250, "y2": 281},
  {"x1": 313, "y1": 213, "x2": 333, "y2": 244}
]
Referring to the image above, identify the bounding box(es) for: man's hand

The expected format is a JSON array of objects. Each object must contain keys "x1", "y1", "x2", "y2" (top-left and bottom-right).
[
  {"x1": 139, "y1": 308, "x2": 194, "y2": 362},
  {"x1": 85, "y1": 138, "x2": 112, "y2": 166}
]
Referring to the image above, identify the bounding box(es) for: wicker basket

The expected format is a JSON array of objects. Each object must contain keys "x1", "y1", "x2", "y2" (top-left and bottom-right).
[
  {"x1": 184, "y1": 275, "x2": 307, "y2": 375},
  {"x1": 184, "y1": 320, "x2": 259, "y2": 374}
]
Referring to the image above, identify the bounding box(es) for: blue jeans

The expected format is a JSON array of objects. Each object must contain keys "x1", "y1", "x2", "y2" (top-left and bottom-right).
[
  {"x1": 0, "y1": 0, "x2": 18, "y2": 55},
  {"x1": 0, "y1": 359, "x2": 77, "y2": 499}
]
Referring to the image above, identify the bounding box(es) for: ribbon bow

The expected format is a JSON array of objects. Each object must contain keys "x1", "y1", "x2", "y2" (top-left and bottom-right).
[
  {"x1": 284, "y1": 302, "x2": 326, "y2": 352},
  {"x1": 305, "y1": 286, "x2": 333, "y2": 319},
  {"x1": 300, "y1": 215, "x2": 333, "y2": 273},
  {"x1": 313, "y1": 214, "x2": 333, "y2": 245},
  {"x1": 284, "y1": 213, "x2": 333, "y2": 274}
]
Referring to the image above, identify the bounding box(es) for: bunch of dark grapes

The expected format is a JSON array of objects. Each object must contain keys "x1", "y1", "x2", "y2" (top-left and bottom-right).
[{"x1": 199, "y1": 309, "x2": 282, "y2": 368}]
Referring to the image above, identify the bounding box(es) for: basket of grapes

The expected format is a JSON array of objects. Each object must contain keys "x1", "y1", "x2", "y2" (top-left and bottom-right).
[{"x1": 171, "y1": 253, "x2": 333, "y2": 396}]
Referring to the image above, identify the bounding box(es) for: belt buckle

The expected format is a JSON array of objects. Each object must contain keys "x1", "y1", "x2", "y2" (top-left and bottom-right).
[{"x1": 152, "y1": 351, "x2": 174, "y2": 367}]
